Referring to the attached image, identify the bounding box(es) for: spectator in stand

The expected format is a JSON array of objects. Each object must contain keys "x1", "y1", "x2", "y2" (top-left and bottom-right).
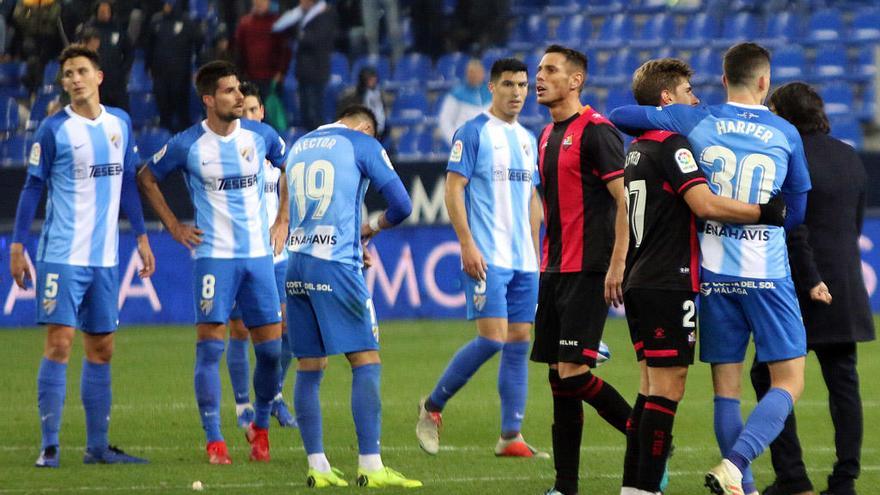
[
  {"x1": 60, "y1": 0, "x2": 94, "y2": 46},
  {"x1": 409, "y1": 0, "x2": 445, "y2": 59},
  {"x1": 273, "y1": 0, "x2": 337, "y2": 131},
  {"x1": 438, "y1": 58, "x2": 491, "y2": 144},
  {"x1": 0, "y1": 0, "x2": 17, "y2": 58},
  {"x1": 450, "y1": 0, "x2": 510, "y2": 53},
  {"x1": 145, "y1": 0, "x2": 201, "y2": 132},
  {"x1": 234, "y1": 0, "x2": 290, "y2": 103},
  {"x1": 13, "y1": 0, "x2": 64, "y2": 94},
  {"x1": 77, "y1": 0, "x2": 133, "y2": 110},
  {"x1": 337, "y1": 66, "x2": 389, "y2": 140},
  {"x1": 361, "y1": 0, "x2": 402, "y2": 63}
]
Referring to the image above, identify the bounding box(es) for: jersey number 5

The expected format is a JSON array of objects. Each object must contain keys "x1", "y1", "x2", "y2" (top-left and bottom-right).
[{"x1": 290, "y1": 160, "x2": 336, "y2": 221}]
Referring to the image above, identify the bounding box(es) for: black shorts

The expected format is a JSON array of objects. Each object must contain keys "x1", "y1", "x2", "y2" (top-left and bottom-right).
[
  {"x1": 623, "y1": 288, "x2": 696, "y2": 368},
  {"x1": 531, "y1": 271, "x2": 608, "y2": 367}
]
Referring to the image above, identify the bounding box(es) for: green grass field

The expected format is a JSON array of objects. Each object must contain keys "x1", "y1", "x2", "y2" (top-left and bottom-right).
[{"x1": 0, "y1": 319, "x2": 877, "y2": 494}]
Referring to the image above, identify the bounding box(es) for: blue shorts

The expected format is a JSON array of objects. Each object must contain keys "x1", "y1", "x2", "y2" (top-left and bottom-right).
[
  {"x1": 229, "y1": 259, "x2": 287, "y2": 321},
  {"x1": 285, "y1": 254, "x2": 378, "y2": 358},
  {"x1": 193, "y1": 256, "x2": 281, "y2": 328},
  {"x1": 462, "y1": 266, "x2": 538, "y2": 322},
  {"x1": 35, "y1": 262, "x2": 119, "y2": 334},
  {"x1": 699, "y1": 270, "x2": 806, "y2": 364}
]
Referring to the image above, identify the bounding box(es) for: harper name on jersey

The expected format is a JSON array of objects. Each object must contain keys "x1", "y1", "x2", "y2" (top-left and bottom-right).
[
  {"x1": 28, "y1": 105, "x2": 139, "y2": 267},
  {"x1": 447, "y1": 112, "x2": 539, "y2": 272}
]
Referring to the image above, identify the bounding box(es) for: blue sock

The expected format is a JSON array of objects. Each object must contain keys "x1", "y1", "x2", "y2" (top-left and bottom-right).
[
  {"x1": 194, "y1": 340, "x2": 225, "y2": 442},
  {"x1": 278, "y1": 332, "x2": 294, "y2": 393},
  {"x1": 428, "y1": 336, "x2": 503, "y2": 410},
  {"x1": 252, "y1": 339, "x2": 282, "y2": 429},
  {"x1": 714, "y1": 396, "x2": 755, "y2": 489},
  {"x1": 351, "y1": 363, "x2": 382, "y2": 455},
  {"x1": 498, "y1": 341, "x2": 529, "y2": 435},
  {"x1": 226, "y1": 338, "x2": 251, "y2": 405},
  {"x1": 294, "y1": 370, "x2": 324, "y2": 454},
  {"x1": 729, "y1": 388, "x2": 794, "y2": 474},
  {"x1": 37, "y1": 358, "x2": 67, "y2": 449},
  {"x1": 81, "y1": 360, "x2": 111, "y2": 451}
]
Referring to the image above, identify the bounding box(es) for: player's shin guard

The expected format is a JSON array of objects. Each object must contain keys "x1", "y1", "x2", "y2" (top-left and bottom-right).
[
  {"x1": 728, "y1": 388, "x2": 794, "y2": 474},
  {"x1": 498, "y1": 341, "x2": 529, "y2": 436},
  {"x1": 549, "y1": 369, "x2": 583, "y2": 495},
  {"x1": 714, "y1": 396, "x2": 756, "y2": 492},
  {"x1": 295, "y1": 370, "x2": 324, "y2": 455},
  {"x1": 226, "y1": 337, "x2": 251, "y2": 405},
  {"x1": 352, "y1": 364, "x2": 382, "y2": 455},
  {"x1": 622, "y1": 393, "x2": 647, "y2": 489},
  {"x1": 252, "y1": 339, "x2": 282, "y2": 429},
  {"x1": 637, "y1": 396, "x2": 677, "y2": 492},
  {"x1": 428, "y1": 336, "x2": 503, "y2": 410},
  {"x1": 37, "y1": 358, "x2": 67, "y2": 449},
  {"x1": 81, "y1": 360, "x2": 111, "y2": 451},
  {"x1": 194, "y1": 340, "x2": 225, "y2": 442},
  {"x1": 559, "y1": 370, "x2": 632, "y2": 434}
]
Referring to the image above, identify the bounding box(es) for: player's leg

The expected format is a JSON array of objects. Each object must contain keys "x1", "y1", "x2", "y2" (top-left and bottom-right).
[
  {"x1": 621, "y1": 291, "x2": 648, "y2": 493},
  {"x1": 226, "y1": 313, "x2": 253, "y2": 428},
  {"x1": 271, "y1": 258, "x2": 296, "y2": 428}
]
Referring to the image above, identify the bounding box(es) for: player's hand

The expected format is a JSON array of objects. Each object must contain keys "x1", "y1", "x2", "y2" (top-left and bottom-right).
[
  {"x1": 362, "y1": 241, "x2": 373, "y2": 270},
  {"x1": 361, "y1": 223, "x2": 378, "y2": 242},
  {"x1": 809, "y1": 281, "x2": 832, "y2": 305},
  {"x1": 461, "y1": 242, "x2": 487, "y2": 281},
  {"x1": 136, "y1": 235, "x2": 156, "y2": 278},
  {"x1": 758, "y1": 193, "x2": 786, "y2": 226},
  {"x1": 604, "y1": 259, "x2": 625, "y2": 307},
  {"x1": 169, "y1": 223, "x2": 203, "y2": 250},
  {"x1": 270, "y1": 222, "x2": 289, "y2": 257},
  {"x1": 9, "y1": 244, "x2": 30, "y2": 289}
]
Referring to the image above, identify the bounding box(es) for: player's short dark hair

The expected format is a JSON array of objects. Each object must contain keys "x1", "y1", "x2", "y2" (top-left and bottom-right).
[
  {"x1": 59, "y1": 44, "x2": 101, "y2": 70},
  {"x1": 544, "y1": 44, "x2": 588, "y2": 74},
  {"x1": 337, "y1": 104, "x2": 378, "y2": 137},
  {"x1": 490, "y1": 58, "x2": 528, "y2": 82},
  {"x1": 631, "y1": 58, "x2": 694, "y2": 106},
  {"x1": 768, "y1": 82, "x2": 830, "y2": 135},
  {"x1": 723, "y1": 42, "x2": 771, "y2": 87},
  {"x1": 195, "y1": 60, "x2": 239, "y2": 97},
  {"x1": 239, "y1": 80, "x2": 262, "y2": 104}
]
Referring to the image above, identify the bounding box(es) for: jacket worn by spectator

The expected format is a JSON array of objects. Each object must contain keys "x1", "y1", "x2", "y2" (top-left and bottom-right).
[
  {"x1": 437, "y1": 82, "x2": 491, "y2": 144},
  {"x1": 235, "y1": 9, "x2": 290, "y2": 83}
]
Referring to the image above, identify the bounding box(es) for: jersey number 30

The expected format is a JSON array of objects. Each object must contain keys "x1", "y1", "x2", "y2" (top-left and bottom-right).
[
  {"x1": 290, "y1": 160, "x2": 336, "y2": 221},
  {"x1": 701, "y1": 145, "x2": 776, "y2": 203}
]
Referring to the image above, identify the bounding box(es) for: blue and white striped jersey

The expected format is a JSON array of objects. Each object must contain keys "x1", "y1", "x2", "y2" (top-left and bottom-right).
[
  {"x1": 149, "y1": 119, "x2": 287, "y2": 259},
  {"x1": 447, "y1": 112, "x2": 540, "y2": 272},
  {"x1": 28, "y1": 105, "x2": 138, "y2": 267},
  {"x1": 285, "y1": 123, "x2": 400, "y2": 266},
  {"x1": 639, "y1": 102, "x2": 812, "y2": 279}
]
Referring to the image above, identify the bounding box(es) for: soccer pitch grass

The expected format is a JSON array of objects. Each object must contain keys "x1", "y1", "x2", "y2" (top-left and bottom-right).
[{"x1": 0, "y1": 320, "x2": 877, "y2": 494}]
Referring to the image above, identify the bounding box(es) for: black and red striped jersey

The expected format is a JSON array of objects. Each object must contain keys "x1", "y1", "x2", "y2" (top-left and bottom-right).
[
  {"x1": 537, "y1": 106, "x2": 624, "y2": 273},
  {"x1": 623, "y1": 130, "x2": 707, "y2": 293}
]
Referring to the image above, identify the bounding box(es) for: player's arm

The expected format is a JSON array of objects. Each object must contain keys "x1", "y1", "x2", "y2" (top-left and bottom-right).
[
  {"x1": 360, "y1": 141, "x2": 412, "y2": 239},
  {"x1": 606, "y1": 177, "x2": 628, "y2": 307},
  {"x1": 266, "y1": 133, "x2": 290, "y2": 256},
  {"x1": 136, "y1": 156, "x2": 203, "y2": 250},
  {"x1": 529, "y1": 186, "x2": 542, "y2": 262},
  {"x1": 683, "y1": 185, "x2": 785, "y2": 225},
  {"x1": 781, "y1": 131, "x2": 812, "y2": 231},
  {"x1": 10, "y1": 128, "x2": 54, "y2": 288},
  {"x1": 786, "y1": 224, "x2": 831, "y2": 304},
  {"x1": 120, "y1": 117, "x2": 155, "y2": 278},
  {"x1": 608, "y1": 104, "x2": 705, "y2": 136},
  {"x1": 445, "y1": 171, "x2": 486, "y2": 280}
]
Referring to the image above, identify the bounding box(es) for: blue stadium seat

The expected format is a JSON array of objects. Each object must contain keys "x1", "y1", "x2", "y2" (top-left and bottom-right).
[
  {"x1": 631, "y1": 13, "x2": 675, "y2": 49},
  {"x1": 480, "y1": 48, "x2": 509, "y2": 73},
  {"x1": 592, "y1": 49, "x2": 639, "y2": 87},
  {"x1": 189, "y1": 87, "x2": 203, "y2": 125},
  {"x1": 543, "y1": 0, "x2": 582, "y2": 15},
  {"x1": 284, "y1": 127, "x2": 308, "y2": 146},
  {"x1": 586, "y1": 0, "x2": 623, "y2": 15},
  {"x1": 136, "y1": 127, "x2": 171, "y2": 158},
  {"x1": 551, "y1": 14, "x2": 588, "y2": 46},
  {"x1": 849, "y1": 7, "x2": 880, "y2": 43},
  {"x1": 812, "y1": 45, "x2": 847, "y2": 82},
  {"x1": 592, "y1": 14, "x2": 633, "y2": 49},
  {"x1": 713, "y1": 12, "x2": 764, "y2": 47},
  {"x1": 0, "y1": 96, "x2": 19, "y2": 133},
  {"x1": 629, "y1": 0, "x2": 669, "y2": 14},
  {"x1": 389, "y1": 91, "x2": 429, "y2": 127},
  {"x1": 351, "y1": 55, "x2": 391, "y2": 87},
  {"x1": 518, "y1": 95, "x2": 548, "y2": 128},
  {"x1": 604, "y1": 88, "x2": 636, "y2": 114},
  {"x1": 431, "y1": 52, "x2": 468, "y2": 90},
  {"x1": 42, "y1": 61, "x2": 60, "y2": 86},
  {"x1": 853, "y1": 45, "x2": 877, "y2": 81},
  {"x1": 0, "y1": 62, "x2": 24, "y2": 88},
  {"x1": 392, "y1": 53, "x2": 431, "y2": 88},
  {"x1": 128, "y1": 58, "x2": 152, "y2": 93},
  {"x1": 1, "y1": 133, "x2": 29, "y2": 167},
  {"x1": 856, "y1": 84, "x2": 874, "y2": 122},
  {"x1": 697, "y1": 86, "x2": 725, "y2": 106},
  {"x1": 821, "y1": 82, "x2": 854, "y2": 117},
  {"x1": 189, "y1": 0, "x2": 211, "y2": 19},
  {"x1": 509, "y1": 15, "x2": 548, "y2": 51},
  {"x1": 691, "y1": 48, "x2": 724, "y2": 86},
  {"x1": 330, "y1": 52, "x2": 349, "y2": 88},
  {"x1": 675, "y1": 13, "x2": 722, "y2": 49},
  {"x1": 771, "y1": 45, "x2": 806, "y2": 83},
  {"x1": 323, "y1": 83, "x2": 345, "y2": 123},
  {"x1": 761, "y1": 12, "x2": 803, "y2": 46},
  {"x1": 829, "y1": 117, "x2": 862, "y2": 150},
  {"x1": 27, "y1": 92, "x2": 58, "y2": 131},
  {"x1": 805, "y1": 9, "x2": 843, "y2": 44},
  {"x1": 128, "y1": 92, "x2": 159, "y2": 129},
  {"x1": 396, "y1": 128, "x2": 432, "y2": 161},
  {"x1": 523, "y1": 50, "x2": 543, "y2": 75}
]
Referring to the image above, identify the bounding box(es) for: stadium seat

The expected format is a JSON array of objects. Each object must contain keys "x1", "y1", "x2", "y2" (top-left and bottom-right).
[
  {"x1": 128, "y1": 92, "x2": 159, "y2": 129},
  {"x1": 543, "y1": 0, "x2": 581, "y2": 15},
  {"x1": 697, "y1": 86, "x2": 725, "y2": 106},
  {"x1": 42, "y1": 61, "x2": 60, "y2": 87},
  {"x1": 604, "y1": 88, "x2": 636, "y2": 114},
  {"x1": 821, "y1": 82, "x2": 854, "y2": 117},
  {"x1": 389, "y1": 90, "x2": 429, "y2": 127},
  {"x1": 771, "y1": 45, "x2": 806, "y2": 83},
  {"x1": 856, "y1": 84, "x2": 875, "y2": 122},
  {"x1": 396, "y1": 128, "x2": 432, "y2": 161},
  {"x1": 761, "y1": 12, "x2": 803, "y2": 46},
  {"x1": 849, "y1": 7, "x2": 880, "y2": 43},
  {"x1": 127, "y1": 58, "x2": 152, "y2": 93},
  {"x1": 136, "y1": 127, "x2": 171, "y2": 159},
  {"x1": 1, "y1": 133, "x2": 29, "y2": 167},
  {"x1": 518, "y1": 95, "x2": 548, "y2": 128},
  {"x1": 188, "y1": 86, "x2": 203, "y2": 125},
  {"x1": 805, "y1": 8, "x2": 843, "y2": 44},
  {"x1": 330, "y1": 52, "x2": 349, "y2": 88},
  {"x1": 812, "y1": 45, "x2": 847, "y2": 82},
  {"x1": 26, "y1": 92, "x2": 58, "y2": 132},
  {"x1": 675, "y1": 13, "x2": 722, "y2": 49},
  {"x1": 323, "y1": 82, "x2": 345, "y2": 123},
  {"x1": 431, "y1": 51, "x2": 468, "y2": 90},
  {"x1": 0, "y1": 62, "x2": 24, "y2": 88},
  {"x1": 509, "y1": 15, "x2": 548, "y2": 51},
  {"x1": 592, "y1": 14, "x2": 633, "y2": 49},
  {"x1": 351, "y1": 55, "x2": 391, "y2": 88},
  {"x1": 284, "y1": 127, "x2": 307, "y2": 146},
  {"x1": 853, "y1": 45, "x2": 877, "y2": 81},
  {"x1": 691, "y1": 47, "x2": 724, "y2": 85},
  {"x1": 631, "y1": 13, "x2": 675, "y2": 49},
  {"x1": 552, "y1": 14, "x2": 588, "y2": 46},
  {"x1": 0, "y1": 96, "x2": 19, "y2": 133},
  {"x1": 629, "y1": 0, "x2": 669, "y2": 14},
  {"x1": 713, "y1": 12, "x2": 764, "y2": 48},
  {"x1": 585, "y1": 0, "x2": 623, "y2": 15},
  {"x1": 480, "y1": 48, "x2": 508, "y2": 73},
  {"x1": 592, "y1": 49, "x2": 640, "y2": 87},
  {"x1": 829, "y1": 117, "x2": 863, "y2": 150}
]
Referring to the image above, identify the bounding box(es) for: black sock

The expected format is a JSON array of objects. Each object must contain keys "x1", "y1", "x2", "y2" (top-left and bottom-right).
[
  {"x1": 549, "y1": 369, "x2": 583, "y2": 495},
  {"x1": 558, "y1": 371, "x2": 632, "y2": 434},
  {"x1": 637, "y1": 395, "x2": 678, "y2": 492},
  {"x1": 622, "y1": 393, "x2": 647, "y2": 488}
]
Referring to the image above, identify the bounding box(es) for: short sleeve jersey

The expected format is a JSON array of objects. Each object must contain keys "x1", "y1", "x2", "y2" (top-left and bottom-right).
[
  {"x1": 148, "y1": 119, "x2": 287, "y2": 259},
  {"x1": 285, "y1": 123, "x2": 401, "y2": 267},
  {"x1": 639, "y1": 102, "x2": 812, "y2": 279},
  {"x1": 623, "y1": 130, "x2": 707, "y2": 292},
  {"x1": 537, "y1": 106, "x2": 625, "y2": 273},
  {"x1": 447, "y1": 112, "x2": 540, "y2": 272},
  {"x1": 28, "y1": 105, "x2": 139, "y2": 267}
]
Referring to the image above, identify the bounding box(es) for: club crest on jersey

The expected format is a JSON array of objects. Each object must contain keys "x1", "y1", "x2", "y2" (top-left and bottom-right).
[
  {"x1": 675, "y1": 148, "x2": 698, "y2": 173},
  {"x1": 522, "y1": 142, "x2": 530, "y2": 157},
  {"x1": 42, "y1": 297, "x2": 57, "y2": 315},
  {"x1": 152, "y1": 145, "x2": 167, "y2": 164},
  {"x1": 450, "y1": 140, "x2": 463, "y2": 162},
  {"x1": 654, "y1": 327, "x2": 666, "y2": 339},
  {"x1": 700, "y1": 283, "x2": 712, "y2": 297},
  {"x1": 109, "y1": 133, "x2": 121, "y2": 149},
  {"x1": 28, "y1": 142, "x2": 41, "y2": 166},
  {"x1": 239, "y1": 146, "x2": 255, "y2": 163},
  {"x1": 200, "y1": 298, "x2": 213, "y2": 315},
  {"x1": 562, "y1": 135, "x2": 573, "y2": 149},
  {"x1": 737, "y1": 111, "x2": 760, "y2": 120}
]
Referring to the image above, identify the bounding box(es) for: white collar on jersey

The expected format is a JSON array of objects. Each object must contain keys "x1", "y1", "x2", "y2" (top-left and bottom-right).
[
  {"x1": 725, "y1": 101, "x2": 769, "y2": 111},
  {"x1": 64, "y1": 104, "x2": 107, "y2": 126},
  {"x1": 318, "y1": 122, "x2": 347, "y2": 130},
  {"x1": 201, "y1": 119, "x2": 241, "y2": 142}
]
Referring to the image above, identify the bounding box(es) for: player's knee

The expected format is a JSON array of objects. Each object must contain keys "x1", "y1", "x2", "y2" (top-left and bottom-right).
[
  {"x1": 557, "y1": 362, "x2": 590, "y2": 379},
  {"x1": 505, "y1": 326, "x2": 531, "y2": 343}
]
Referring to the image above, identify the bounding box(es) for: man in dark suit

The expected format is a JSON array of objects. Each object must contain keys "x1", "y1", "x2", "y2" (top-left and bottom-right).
[{"x1": 752, "y1": 82, "x2": 876, "y2": 495}]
